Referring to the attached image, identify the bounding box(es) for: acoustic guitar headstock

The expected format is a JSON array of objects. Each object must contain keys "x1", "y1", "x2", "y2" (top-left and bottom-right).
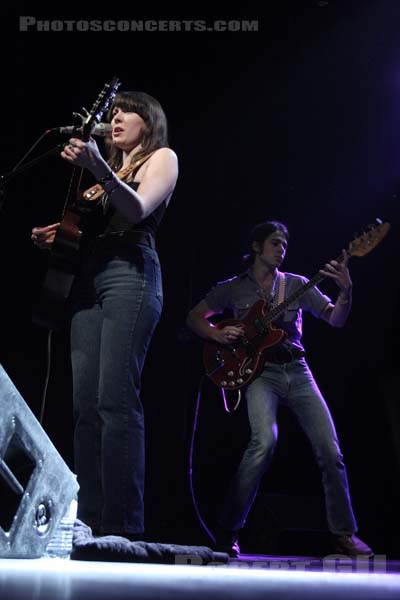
[{"x1": 81, "y1": 76, "x2": 121, "y2": 141}]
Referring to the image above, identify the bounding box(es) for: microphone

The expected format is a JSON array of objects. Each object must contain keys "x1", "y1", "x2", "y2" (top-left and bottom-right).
[{"x1": 50, "y1": 123, "x2": 112, "y2": 137}]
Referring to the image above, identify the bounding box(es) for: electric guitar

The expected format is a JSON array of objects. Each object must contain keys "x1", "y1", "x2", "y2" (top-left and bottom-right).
[
  {"x1": 203, "y1": 220, "x2": 391, "y2": 390},
  {"x1": 34, "y1": 77, "x2": 121, "y2": 330}
]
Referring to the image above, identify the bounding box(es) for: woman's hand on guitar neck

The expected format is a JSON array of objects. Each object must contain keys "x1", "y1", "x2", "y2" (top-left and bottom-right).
[
  {"x1": 31, "y1": 223, "x2": 60, "y2": 250},
  {"x1": 61, "y1": 137, "x2": 107, "y2": 175}
]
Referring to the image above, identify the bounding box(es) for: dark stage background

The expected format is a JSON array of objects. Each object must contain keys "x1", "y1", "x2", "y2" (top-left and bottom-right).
[{"x1": 0, "y1": 1, "x2": 399, "y2": 558}]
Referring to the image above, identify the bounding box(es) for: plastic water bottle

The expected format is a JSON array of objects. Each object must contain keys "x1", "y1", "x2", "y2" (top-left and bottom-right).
[{"x1": 43, "y1": 497, "x2": 78, "y2": 559}]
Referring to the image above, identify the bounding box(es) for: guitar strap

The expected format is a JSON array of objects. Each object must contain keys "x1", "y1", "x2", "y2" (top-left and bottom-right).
[
  {"x1": 276, "y1": 271, "x2": 286, "y2": 305},
  {"x1": 80, "y1": 151, "x2": 157, "y2": 208},
  {"x1": 101, "y1": 151, "x2": 156, "y2": 212},
  {"x1": 115, "y1": 151, "x2": 156, "y2": 182}
]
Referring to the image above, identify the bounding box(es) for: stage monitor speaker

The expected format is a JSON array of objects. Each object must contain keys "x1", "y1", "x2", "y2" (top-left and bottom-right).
[{"x1": 0, "y1": 363, "x2": 79, "y2": 558}]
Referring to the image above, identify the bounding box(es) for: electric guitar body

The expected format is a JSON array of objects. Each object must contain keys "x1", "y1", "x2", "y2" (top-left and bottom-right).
[{"x1": 203, "y1": 299, "x2": 287, "y2": 390}]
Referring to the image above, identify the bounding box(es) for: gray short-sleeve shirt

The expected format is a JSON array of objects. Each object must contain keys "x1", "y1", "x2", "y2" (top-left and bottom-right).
[{"x1": 204, "y1": 268, "x2": 331, "y2": 352}]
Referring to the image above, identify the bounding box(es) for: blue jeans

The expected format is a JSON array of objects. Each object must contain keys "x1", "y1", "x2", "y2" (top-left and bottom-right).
[
  {"x1": 70, "y1": 242, "x2": 163, "y2": 535},
  {"x1": 219, "y1": 359, "x2": 358, "y2": 535}
]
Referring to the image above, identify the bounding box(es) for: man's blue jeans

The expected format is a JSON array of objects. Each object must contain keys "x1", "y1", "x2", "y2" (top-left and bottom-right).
[
  {"x1": 70, "y1": 242, "x2": 163, "y2": 535},
  {"x1": 219, "y1": 358, "x2": 358, "y2": 535}
]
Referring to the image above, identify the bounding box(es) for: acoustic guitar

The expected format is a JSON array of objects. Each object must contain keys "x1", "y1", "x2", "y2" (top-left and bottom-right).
[{"x1": 34, "y1": 77, "x2": 120, "y2": 329}]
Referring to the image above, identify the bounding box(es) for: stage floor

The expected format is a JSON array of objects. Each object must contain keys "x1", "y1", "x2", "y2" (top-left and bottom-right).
[{"x1": 1, "y1": 554, "x2": 399, "y2": 600}]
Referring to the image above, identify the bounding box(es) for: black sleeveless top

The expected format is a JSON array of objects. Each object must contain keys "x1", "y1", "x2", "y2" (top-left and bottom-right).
[
  {"x1": 104, "y1": 181, "x2": 166, "y2": 237},
  {"x1": 80, "y1": 181, "x2": 166, "y2": 240}
]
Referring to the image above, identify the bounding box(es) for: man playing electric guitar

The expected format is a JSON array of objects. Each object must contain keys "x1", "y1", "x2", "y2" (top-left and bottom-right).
[{"x1": 186, "y1": 219, "x2": 373, "y2": 558}]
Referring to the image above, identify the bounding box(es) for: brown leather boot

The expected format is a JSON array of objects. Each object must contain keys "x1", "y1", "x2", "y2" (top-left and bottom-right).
[{"x1": 332, "y1": 534, "x2": 374, "y2": 557}]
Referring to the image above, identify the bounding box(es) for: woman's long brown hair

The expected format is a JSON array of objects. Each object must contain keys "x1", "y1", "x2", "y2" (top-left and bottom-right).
[{"x1": 105, "y1": 91, "x2": 169, "y2": 172}]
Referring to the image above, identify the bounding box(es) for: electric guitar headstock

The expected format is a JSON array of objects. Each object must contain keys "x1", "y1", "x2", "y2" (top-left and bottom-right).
[
  {"x1": 80, "y1": 76, "x2": 121, "y2": 141},
  {"x1": 347, "y1": 219, "x2": 391, "y2": 258}
]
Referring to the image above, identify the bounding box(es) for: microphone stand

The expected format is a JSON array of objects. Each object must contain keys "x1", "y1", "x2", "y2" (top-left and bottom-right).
[{"x1": 0, "y1": 130, "x2": 65, "y2": 213}]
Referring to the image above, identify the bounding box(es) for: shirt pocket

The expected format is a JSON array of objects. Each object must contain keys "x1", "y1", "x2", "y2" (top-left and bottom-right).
[
  {"x1": 232, "y1": 295, "x2": 257, "y2": 318},
  {"x1": 282, "y1": 301, "x2": 300, "y2": 323}
]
